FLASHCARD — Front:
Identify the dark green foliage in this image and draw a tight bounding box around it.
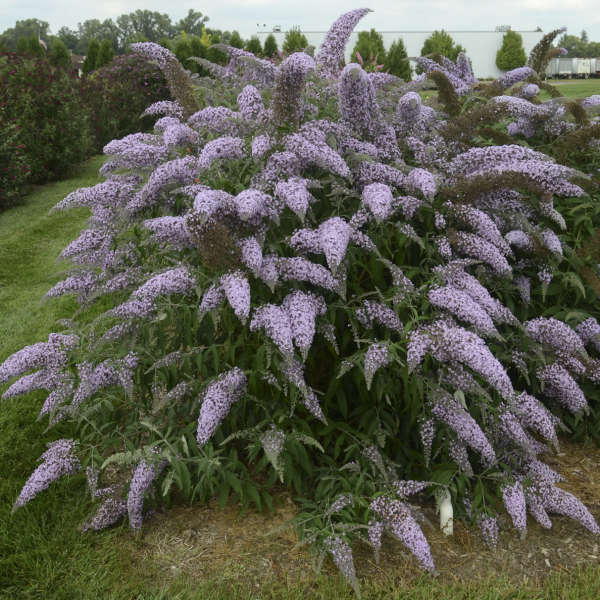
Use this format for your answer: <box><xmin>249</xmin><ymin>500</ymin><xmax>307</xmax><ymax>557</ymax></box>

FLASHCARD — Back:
<box><xmin>174</xmin><ymin>38</ymin><xmax>192</xmax><ymax>70</ymax></box>
<box><xmin>384</xmin><ymin>38</ymin><xmax>411</xmax><ymax>80</ymax></box>
<box><xmin>282</xmin><ymin>27</ymin><xmax>308</xmax><ymax>55</ymax></box>
<box><xmin>56</xmin><ymin>26</ymin><xmax>78</xmax><ymax>51</ymax></box>
<box><xmin>421</xmin><ymin>30</ymin><xmax>465</xmax><ymax>61</ymax></box>
<box><xmin>82</xmin><ymin>38</ymin><xmax>100</xmax><ymax>75</ymax></box>
<box><xmin>229</xmin><ymin>31</ymin><xmax>244</xmax><ymax>49</ymax></box>
<box><xmin>15</xmin><ymin>37</ymin><xmax>29</xmax><ymax>54</ymax></box>
<box><xmin>158</xmin><ymin>36</ymin><xmax>172</xmax><ymax>51</ymax></box>
<box><xmin>558</xmin><ymin>32</ymin><xmax>600</xmax><ymax>58</ymax></box>
<box><xmin>26</xmin><ymin>36</ymin><xmax>45</xmax><ymax>57</ymax></box>
<box><xmin>0</xmin><ymin>53</ymin><xmax>92</xmax><ymax>187</ymax></box>
<box><xmin>96</xmin><ymin>39</ymin><xmax>115</xmax><ymax>69</ymax></box>
<box><xmin>495</xmin><ymin>30</ymin><xmax>526</xmax><ymax>71</ymax></box>
<box><xmin>427</xmin><ymin>70</ymin><xmax>460</xmax><ymax>116</ymax></box>
<box><xmin>351</xmin><ymin>29</ymin><xmax>386</xmax><ymax>71</ymax></box>
<box><xmin>0</xmin><ymin>18</ymin><xmax>50</xmax><ymax>52</ymax></box>
<box><xmin>0</xmin><ymin>109</ymin><xmax>30</xmax><ymax>210</ymax></box>
<box><xmin>206</xmin><ymin>31</ymin><xmax>228</xmax><ymax>65</ymax></box>
<box><xmin>79</xmin><ymin>53</ymin><xmax>171</xmax><ymax>152</ymax></box>
<box><xmin>245</xmin><ymin>36</ymin><xmax>263</xmax><ymax>56</ymax></box>
<box><xmin>49</xmin><ymin>38</ymin><xmax>71</xmax><ymax>69</ymax></box>
<box><xmin>527</xmin><ymin>27</ymin><xmax>567</xmax><ymax>75</ymax></box>
<box><xmin>263</xmin><ymin>33</ymin><xmax>278</xmax><ymax>58</ymax></box>
<box><xmin>175</xmin><ymin>9</ymin><xmax>209</xmax><ymax>37</ymax></box>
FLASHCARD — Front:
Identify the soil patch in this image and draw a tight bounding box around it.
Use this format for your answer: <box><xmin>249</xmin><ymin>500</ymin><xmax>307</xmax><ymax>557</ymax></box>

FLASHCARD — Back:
<box><xmin>128</xmin><ymin>437</ymin><xmax>600</xmax><ymax>590</ymax></box>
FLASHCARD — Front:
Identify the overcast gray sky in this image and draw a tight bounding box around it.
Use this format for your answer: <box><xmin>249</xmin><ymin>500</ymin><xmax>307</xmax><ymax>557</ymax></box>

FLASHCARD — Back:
<box><xmin>2</xmin><ymin>0</ymin><xmax>599</xmax><ymax>40</ymax></box>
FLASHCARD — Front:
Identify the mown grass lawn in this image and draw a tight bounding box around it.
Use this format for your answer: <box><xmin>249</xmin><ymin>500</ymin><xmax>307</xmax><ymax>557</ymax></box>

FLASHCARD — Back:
<box><xmin>418</xmin><ymin>77</ymin><xmax>600</xmax><ymax>101</ymax></box>
<box><xmin>3</xmin><ymin>146</ymin><xmax>600</xmax><ymax>599</ymax></box>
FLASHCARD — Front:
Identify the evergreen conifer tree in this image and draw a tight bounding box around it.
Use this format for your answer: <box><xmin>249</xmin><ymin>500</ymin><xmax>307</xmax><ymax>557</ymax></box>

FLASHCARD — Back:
<box><xmin>174</xmin><ymin>38</ymin><xmax>193</xmax><ymax>71</ymax></box>
<box><xmin>49</xmin><ymin>38</ymin><xmax>71</xmax><ymax>69</ymax></box>
<box><xmin>245</xmin><ymin>36</ymin><xmax>263</xmax><ymax>56</ymax></box>
<box><xmin>229</xmin><ymin>31</ymin><xmax>244</xmax><ymax>49</ymax></box>
<box><xmin>82</xmin><ymin>39</ymin><xmax>100</xmax><ymax>75</ymax></box>
<box><xmin>496</xmin><ymin>29</ymin><xmax>526</xmax><ymax>71</ymax></box>
<box><xmin>96</xmin><ymin>39</ymin><xmax>114</xmax><ymax>69</ymax></box>
<box><xmin>351</xmin><ymin>29</ymin><xmax>386</xmax><ymax>70</ymax></box>
<box><xmin>27</xmin><ymin>36</ymin><xmax>45</xmax><ymax>57</ymax></box>
<box><xmin>158</xmin><ymin>37</ymin><xmax>172</xmax><ymax>51</ymax></box>
<box><xmin>282</xmin><ymin>27</ymin><xmax>308</xmax><ymax>55</ymax></box>
<box><xmin>263</xmin><ymin>33</ymin><xmax>278</xmax><ymax>58</ymax></box>
<box><xmin>16</xmin><ymin>37</ymin><xmax>29</xmax><ymax>54</ymax></box>
<box><xmin>420</xmin><ymin>30</ymin><xmax>464</xmax><ymax>60</ymax></box>
<box><xmin>384</xmin><ymin>38</ymin><xmax>411</xmax><ymax>80</ymax></box>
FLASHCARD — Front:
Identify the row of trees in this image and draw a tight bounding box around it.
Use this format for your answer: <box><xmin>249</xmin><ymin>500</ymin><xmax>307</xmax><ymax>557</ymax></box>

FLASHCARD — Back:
<box><xmin>557</xmin><ymin>30</ymin><xmax>600</xmax><ymax>58</ymax></box>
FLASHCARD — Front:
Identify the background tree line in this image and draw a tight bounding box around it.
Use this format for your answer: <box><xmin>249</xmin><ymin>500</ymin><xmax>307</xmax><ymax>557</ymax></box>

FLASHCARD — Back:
<box><xmin>557</xmin><ymin>30</ymin><xmax>600</xmax><ymax>58</ymax></box>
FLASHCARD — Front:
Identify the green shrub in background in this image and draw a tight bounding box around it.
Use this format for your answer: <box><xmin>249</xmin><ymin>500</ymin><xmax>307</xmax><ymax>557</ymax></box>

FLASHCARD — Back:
<box><xmin>82</xmin><ymin>38</ymin><xmax>99</xmax><ymax>75</ymax></box>
<box><xmin>79</xmin><ymin>53</ymin><xmax>171</xmax><ymax>153</ymax></box>
<box><xmin>15</xmin><ymin>36</ymin><xmax>28</xmax><ymax>54</ymax></box>
<box><xmin>158</xmin><ymin>37</ymin><xmax>172</xmax><ymax>51</ymax></box>
<box><xmin>229</xmin><ymin>31</ymin><xmax>244</xmax><ymax>49</ymax></box>
<box><xmin>96</xmin><ymin>39</ymin><xmax>115</xmax><ymax>70</ymax></box>
<box><xmin>245</xmin><ymin>36</ymin><xmax>263</xmax><ymax>57</ymax></box>
<box><xmin>496</xmin><ymin>30</ymin><xmax>527</xmax><ymax>71</ymax></box>
<box><xmin>282</xmin><ymin>26</ymin><xmax>308</xmax><ymax>55</ymax></box>
<box><xmin>0</xmin><ymin>52</ymin><xmax>91</xmax><ymax>186</ymax></box>
<box><xmin>48</xmin><ymin>38</ymin><xmax>72</xmax><ymax>70</ymax></box>
<box><xmin>28</xmin><ymin>37</ymin><xmax>45</xmax><ymax>57</ymax></box>
<box><xmin>0</xmin><ymin>102</ymin><xmax>30</xmax><ymax>209</ymax></box>
<box><xmin>263</xmin><ymin>33</ymin><xmax>278</xmax><ymax>58</ymax></box>
<box><xmin>351</xmin><ymin>28</ymin><xmax>387</xmax><ymax>70</ymax></box>
<box><xmin>384</xmin><ymin>38</ymin><xmax>412</xmax><ymax>80</ymax></box>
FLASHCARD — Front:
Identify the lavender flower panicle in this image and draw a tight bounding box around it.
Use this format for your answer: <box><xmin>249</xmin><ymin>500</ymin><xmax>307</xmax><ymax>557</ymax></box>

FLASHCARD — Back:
<box><xmin>364</xmin><ymin>343</ymin><xmax>391</xmax><ymax>390</ymax></box>
<box><xmin>370</xmin><ymin>496</ymin><xmax>435</xmax><ymax>572</ymax></box>
<box><xmin>196</xmin><ymin>368</ymin><xmax>247</xmax><ymax>446</ymax></box>
<box><xmin>12</xmin><ymin>439</ymin><xmax>81</xmax><ymax>512</ymax></box>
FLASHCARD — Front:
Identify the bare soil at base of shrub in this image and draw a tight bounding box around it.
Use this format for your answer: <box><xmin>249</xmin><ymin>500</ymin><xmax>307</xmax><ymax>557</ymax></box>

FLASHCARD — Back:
<box><xmin>122</xmin><ymin>436</ymin><xmax>600</xmax><ymax>592</ymax></box>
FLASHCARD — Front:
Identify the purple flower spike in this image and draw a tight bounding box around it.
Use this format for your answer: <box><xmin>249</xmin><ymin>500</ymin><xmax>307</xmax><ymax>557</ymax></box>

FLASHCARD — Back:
<box><xmin>338</xmin><ymin>63</ymin><xmax>383</xmax><ymax>138</ymax></box>
<box><xmin>362</xmin><ymin>183</ymin><xmax>394</xmax><ymax>222</ymax></box>
<box><xmin>524</xmin><ymin>317</ymin><xmax>584</xmax><ymax>356</ymax></box>
<box><xmin>431</xmin><ymin>391</ymin><xmax>496</xmax><ymax>466</ymax></box>
<box><xmin>197</xmin><ymin>136</ymin><xmax>245</xmax><ymax>171</ymax></box>
<box><xmin>237</xmin><ymin>85</ymin><xmax>265</xmax><ymax>120</ymax></box>
<box><xmin>537</xmin><ymin>363</ymin><xmax>588</xmax><ymax>414</ymax></box>
<box><xmin>324</xmin><ymin>536</ymin><xmax>361</xmax><ymax>597</ymax></box>
<box><xmin>502</xmin><ymin>481</ymin><xmax>527</xmax><ymax>536</ymax></box>
<box><xmin>127</xmin><ymin>449</ymin><xmax>167</xmax><ymax>532</ymax></box>
<box><xmin>370</xmin><ymin>496</ymin><xmax>435</xmax><ymax>572</ymax></box>
<box><xmin>220</xmin><ymin>271</ymin><xmax>251</xmax><ymax>324</ymax></box>
<box><xmin>318</xmin><ymin>217</ymin><xmax>352</xmax><ymax>273</ymax></box>
<box><xmin>283</xmin><ymin>291</ymin><xmax>326</xmax><ymax>360</ymax></box>
<box><xmin>356</xmin><ymin>300</ymin><xmax>403</xmax><ymax>333</ymax></box>
<box><xmin>197</xmin><ymin>368</ymin><xmax>247</xmax><ymax>446</ymax></box>
<box><xmin>12</xmin><ymin>439</ymin><xmax>81</xmax><ymax>512</ymax></box>
<box><xmin>364</xmin><ymin>343</ymin><xmax>390</xmax><ymax>390</ymax></box>
<box><xmin>198</xmin><ymin>284</ymin><xmax>225</xmax><ymax>320</ymax></box>
<box><xmin>428</xmin><ymin>286</ymin><xmax>499</xmax><ymax>337</ymax></box>
<box><xmin>275</xmin><ymin>177</ymin><xmax>314</xmax><ymax>222</ymax></box>
<box><xmin>239</xmin><ymin>236</ymin><xmax>263</xmax><ymax>276</ymax></box>
<box><xmin>250</xmin><ymin>304</ymin><xmax>295</xmax><ymax>356</ymax></box>
<box><xmin>316</xmin><ymin>8</ymin><xmax>372</xmax><ymax>78</ymax></box>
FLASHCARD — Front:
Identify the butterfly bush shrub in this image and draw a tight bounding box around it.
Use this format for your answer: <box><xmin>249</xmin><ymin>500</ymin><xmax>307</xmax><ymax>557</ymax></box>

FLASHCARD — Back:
<box><xmin>3</xmin><ymin>9</ymin><xmax>600</xmax><ymax>595</ymax></box>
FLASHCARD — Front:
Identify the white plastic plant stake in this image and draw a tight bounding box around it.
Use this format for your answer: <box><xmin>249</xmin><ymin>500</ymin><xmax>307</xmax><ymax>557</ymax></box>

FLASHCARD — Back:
<box><xmin>438</xmin><ymin>489</ymin><xmax>453</xmax><ymax>536</ymax></box>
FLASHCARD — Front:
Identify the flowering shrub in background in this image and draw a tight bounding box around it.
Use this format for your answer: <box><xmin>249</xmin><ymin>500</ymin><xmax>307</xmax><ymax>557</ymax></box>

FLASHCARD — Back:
<box><xmin>0</xmin><ymin>52</ymin><xmax>92</xmax><ymax>186</ymax></box>
<box><xmin>79</xmin><ymin>53</ymin><xmax>172</xmax><ymax>154</ymax></box>
<box><xmin>3</xmin><ymin>9</ymin><xmax>600</xmax><ymax>596</ymax></box>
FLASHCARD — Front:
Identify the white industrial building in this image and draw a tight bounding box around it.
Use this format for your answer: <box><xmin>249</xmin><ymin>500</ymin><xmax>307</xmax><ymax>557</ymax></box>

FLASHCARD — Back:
<box><xmin>256</xmin><ymin>28</ymin><xmax>546</xmax><ymax>79</ymax></box>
